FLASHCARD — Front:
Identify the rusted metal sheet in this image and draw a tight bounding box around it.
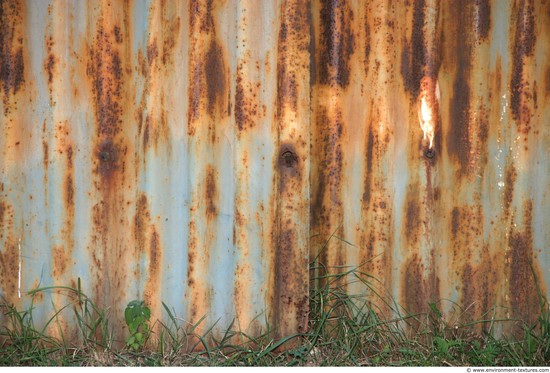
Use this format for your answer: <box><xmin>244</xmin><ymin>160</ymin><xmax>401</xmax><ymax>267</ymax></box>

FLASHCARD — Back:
<box><xmin>0</xmin><ymin>0</ymin><xmax>310</xmax><ymax>342</ymax></box>
<box><xmin>0</xmin><ymin>0</ymin><xmax>548</xmax><ymax>343</ymax></box>
<box><xmin>310</xmin><ymin>0</ymin><xmax>549</xmax><ymax>336</ymax></box>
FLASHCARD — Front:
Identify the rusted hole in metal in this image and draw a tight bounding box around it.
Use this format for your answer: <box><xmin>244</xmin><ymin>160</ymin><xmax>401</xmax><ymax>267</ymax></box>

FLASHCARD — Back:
<box><xmin>100</xmin><ymin>151</ymin><xmax>111</xmax><ymax>162</ymax></box>
<box><xmin>280</xmin><ymin>150</ymin><xmax>297</xmax><ymax>168</ymax></box>
<box><xmin>424</xmin><ymin>148</ymin><xmax>435</xmax><ymax>159</ymax></box>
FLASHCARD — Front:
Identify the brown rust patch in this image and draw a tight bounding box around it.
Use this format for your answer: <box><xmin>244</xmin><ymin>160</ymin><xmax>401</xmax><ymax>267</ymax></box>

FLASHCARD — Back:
<box><xmin>162</xmin><ymin>17</ymin><xmax>181</xmax><ymax>65</ymax></box>
<box><xmin>134</xmin><ymin>193</ymin><xmax>150</xmax><ymax>254</ymax></box>
<box><xmin>147</xmin><ymin>41</ymin><xmax>158</xmax><ymax>65</ymax></box>
<box><xmin>0</xmin><ymin>0</ymin><xmax>25</xmax><ymax>113</ymax></box>
<box><xmin>276</xmin><ymin>0</ymin><xmax>309</xmax><ymax>118</ymax></box>
<box><xmin>0</xmin><ymin>205</ymin><xmax>4</xmax><ymax>231</ymax></box>
<box><xmin>52</xmin><ymin>245</ymin><xmax>68</xmax><ymax>278</ymax></box>
<box><xmin>508</xmin><ymin>201</ymin><xmax>544</xmax><ymax>325</ymax></box>
<box><xmin>362</xmin><ymin>126</ymin><xmax>374</xmax><ymax>206</ymax></box>
<box><xmin>65</xmin><ymin>146</ymin><xmax>74</xmax><ymax>208</ymax></box>
<box><xmin>277</xmin><ymin>143</ymin><xmax>300</xmax><ymax>186</ymax></box>
<box><xmin>87</xmin><ymin>20</ymin><xmax>124</xmax><ymax>138</ymax></box>
<box><xmin>187</xmin><ymin>251</ymin><xmax>195</xmax><ymax>287</ymax></box>
<box><xmin>404</xmin><ymin>187</ymin><xmax>421</xmax><ymax>246</ymax></box>
<box><xmin>187</xmin><ymin>64</ymin><xmax>201</xmax><ymax>134</ymax></box>
<box><xmin>474</xmin><ymin>0</ymin><xmax>491</xmax><ymax>40</ymax></box>
<box><xmin>143</xmin><ymin>115</ymin><xmax>151</xmax><ymax>150</ymax></box>
<box><xmin>186</xmin><ymin>2</ymin><xmax>229</xmax><ymax>137</ymax></box>
<box><xmin>96</xmin><ymin>139</ymin><xmax>120</xmax><ymax>179</ymax></box>
<box><xmin>317</xmin><ymin>0</ymin><xmax>355</xmax><ymax>88</ymax></box>
<box><xmin>0</xmin><ymin>239</ymin><xmax>18</xmax><ymax>304</ymax></box>
<box><xmin>448</xmin><ymin>78</ymin><xmax>471</xmax><ymax>176</ymax></box>
<box><xmin>311</xmin><ymin>106</ymin><xmax>343</xmax><ymax>224</ymax></box>
<box><xmin>113</xmin><ymin>25</ymin><xmax>123</xmax><ymax>44</ymax></box>
<box><xmin>188</xmin><ymin>0</ymin><xmax>214</xmax><ymax>34</ymax></box>
<box><xmin>402</xmin><ymin>255</ymin><xmax>439</xmax><ymax>317</ymax></box>
<box><xmin>510</xmin><ymin>0</ymin><xmax>535</xmax><ymax>131</ymax></box>
<box><xmin>235</xmin><ymin>65</ymin><xmax>259</xmax><ymax>132</ymax></box>
<box><xmin>460</xmin><ymin>255</ymin><xmax>498</xmax><ymax>331</ymax></box>
<box><xmin>446</xmin><ymin>3</ymin><xmax>473</xmax><ymax>177</ymax></box>
<box><xmin>451</xmin><ymin>207</ymin><xmax>459</xmax><ymax>238</ymax></box>
<box><xmin>503</xmin><ymin>165</ymin><xmax>517</xmax><ymax>219</ymax></box>
<box><xmin>144</xmin><ymin>229</ymin><xmax>162</xmax><ymax>303</ymax></box>
<box><xmin>400</xmin><ymin>0</ymin><xmax>441</xmax><ymax>97</ymax></box>
<box><xmin>205</xmin><ymin>40</ymin><xmax>227</xmax><ymax>114</ymax></box>
<box><xmin>44</xmin><ymin>36</ymin><xmax>56</xmax><ymax>87</ymax></box>
<box><xmin>204</xmin><ymin>165</ymin><xmax>218</xmax><ymax>220</ymax></box>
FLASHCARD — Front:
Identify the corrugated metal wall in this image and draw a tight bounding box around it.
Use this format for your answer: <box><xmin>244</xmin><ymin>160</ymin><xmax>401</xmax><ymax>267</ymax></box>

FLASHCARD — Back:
<box><xmin>0</xmin><ymin>0</ymin><xmax>548</xmax><ymax>342</ymax></box>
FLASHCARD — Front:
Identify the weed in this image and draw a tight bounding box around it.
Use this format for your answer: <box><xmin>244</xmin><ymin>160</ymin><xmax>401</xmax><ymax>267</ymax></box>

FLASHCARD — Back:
<box><xmin>0</xmin><ymin>268</ymin><xmax>548</xmax><ymax>366</ymax></box>
<box><xmin>124</xmin><ymin>301</ymin><xmax>150</xmax><ymax>351</ymax></box>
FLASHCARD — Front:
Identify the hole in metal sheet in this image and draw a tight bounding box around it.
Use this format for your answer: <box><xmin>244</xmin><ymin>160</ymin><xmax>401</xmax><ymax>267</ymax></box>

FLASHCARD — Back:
<box><xmin>281</xmin><ymin>150</ymin><xmax>297</xmax><ymax>168</ymax></box>
<box><xmin>424</xmin><ymin>148</ymin><xmax>436</xmax><ymax>159</ymax></box>
<box><xmin>100</xmin><ymin>151</ymin><xmax>111</xmax><ymax>162</ymax></box>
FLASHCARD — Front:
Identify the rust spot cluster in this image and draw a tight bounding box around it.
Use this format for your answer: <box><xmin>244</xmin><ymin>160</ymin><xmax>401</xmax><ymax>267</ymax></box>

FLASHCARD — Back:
<box><xmin>187</xmin><ymin>0</ymin><xmax>229</xmax><ymax>136</ymax></box>
<box><xmin>510</xmin><ymin>0</ymin><xmax>536</xmax><ymax>133</ymax></box>
<box><xmin>0</xmin><ymin>0</ymin><xmax>25</xmax><ymax>114</ymax></box>
<box><xmin>317</xmin><ymin>0</ymin><xmax>355</xmax><ymax>88</ymax></box>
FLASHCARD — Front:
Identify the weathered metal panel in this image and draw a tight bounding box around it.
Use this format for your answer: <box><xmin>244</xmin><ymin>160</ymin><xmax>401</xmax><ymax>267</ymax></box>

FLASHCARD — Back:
<box><xmin>310</xmin><ymin>0</ymin><xmax>549</xmax><ymax>335</ymax></box>
<box><xmin>0</xmin><ymin>0</ymin><xmax>548</xmax><ymax>343</ymax></box>
<box><xmin>0</xmin><ymin>0</ymin><xmax>310</xmax><ymax>342</ymax></box>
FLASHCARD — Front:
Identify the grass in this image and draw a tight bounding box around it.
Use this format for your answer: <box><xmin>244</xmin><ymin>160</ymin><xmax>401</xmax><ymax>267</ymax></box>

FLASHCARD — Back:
<box><xmin>0</xmin><ymin>266</ymin><xmax>548</xmax><ymax>366</ymax></box>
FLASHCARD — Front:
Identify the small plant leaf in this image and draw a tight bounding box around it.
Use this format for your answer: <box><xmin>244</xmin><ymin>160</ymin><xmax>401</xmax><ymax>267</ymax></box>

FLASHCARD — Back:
<box><xmin>143</xmin><ymin>307</ymin><xmax>151</xmax><ymax>320</ymax></box>
<box><xmin>124</xmin><ymin>307</ymin><xmax>132</xmax><ymax>326</ymax></box>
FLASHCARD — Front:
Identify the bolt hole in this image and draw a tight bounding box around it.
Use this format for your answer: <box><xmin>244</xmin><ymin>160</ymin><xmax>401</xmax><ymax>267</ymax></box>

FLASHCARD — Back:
<box><xmin>281</xmin><ymin>150</ymin><xmax>297</xmax><ymax>168</ymax></box>
<box><xmin>424</xmin><ymin>148</ymin><xmax>435</xmax><ymax>159</ymax></box>
<box><xmin>100</xmin><ymin>151</ymin><xmax>110</xmax><ymax>162</ymax></box>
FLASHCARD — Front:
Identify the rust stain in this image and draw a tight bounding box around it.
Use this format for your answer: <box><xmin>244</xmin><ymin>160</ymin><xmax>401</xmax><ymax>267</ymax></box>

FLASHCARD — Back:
<box><xmin>510</xmin><ymin>0</ymin><xmax>535</xmax><ymax>132</ymax></box>
<box><xmin>0</xmin><ymin>0</ymin><xmax>25</xmax><ymax>114</ymax></box>
<box><xmin>96</xmin><ymin>139</ymin><xmax>120</xmax><ymax>180</ymax></box>
<box><xmin>311</xmin><ymin>106</ymin><xmax>343</xmax><ymax>230</ymax></box>
<box><xmin>187</xmin><ymin>250</ymin><xmax>195</xmax><ymax>288</ymax></box>
<box><xmin>134</xmin><ymin>194</ymin><xmax>150</xmax><ymax>257</ymax></box>
<box><xmin>0</xmin><ymin>202</ymin><xmax>5</xmax><ymax>229</ymax></box>
<box><xmin>65</xmin><ymin>146</ymin><xmax>74</xmax><ymax>208</ymax></box>
<box><xmin>235</xmin><ymin>64</ymin><xmax>260</xmax><ymax>132</ymax></box>
<box><xmin>404</xmin><ymin>192</ymin><xmax>421</xmax><ymax>246</ymax></box>
<box><xmin>507</xmin><ymin>200</ymin><xmax>546</xmax><ymax>329</ymax></box>
<box><xmin>461</xmin><ymin>254</ymin><xmax>498</xmax><ymax>332</ymax></box>
<box><xmin>503</xmin><ymin>165</ymin><xmax>517</xmax><ymax>219</ymax></box>
<box><xmin>144</xmin><ymin>229</ymin><xmax>162</xmax><ymax>324</ymax></box>
<box><xmin>276</xmin><ymin>0</ymin><xmax>310</xmax><ymax>116</ymax></box>
<box><xmin>0</xmin><ymin>200</ymin><xmax>17</xmax><ymax>305</ymax></box>
<box><xmin>474</xmin><ymin>0</ymin><xmax>491</xmax><ymax>40</ymax></box>
<box><xmin>205</xmin><ymin>40</ymin><xmax>228</xmax><ymax>115</ymax></box>
<box><xmin>187</xmin><ymin>0</ymin><xmax>229</xmax><ymax>137</ymax></box>
<box><xmin>162</xmin><ymin>17</ymin><xmax>181</xmax><ymax>65</ymax></box>
<box><xmin>446</xmin><ymin>1</ymin><xmax>475</xmax><ymax>178</ymax></box>
<box><xmin>362</xmin><ymin>126</ymin><xmax>374</xmax><ymax>206</ymax></box>
<box><xmin>0</xmin><ymin>240</ymin><xmax>19</xmax><ymax>304</ymax></box>
<box><xmin>85</xmin><ymin>4</ymin><xmax>134</xmax><ymax>325</ymax></box>
<box><xmin>52</xmin><ymin>245</ymin><xmax>68</xmax><ymax>278</ymax></box>
<box><xmin>147</xmin><ymin>41</ymin><xmax>158</xmax><ymax>66</ymax></box>
<box><xmin>401</xmin><ymin>0</ymin><xmax>440</xmax><ymax>97</ymax></box>
<box><xmin>87</xmin><ymin>23</ymin><xmax>124</xmax><ymax>139</ymax></box>
<box><xmin>204</xmin><ymin>165</ymin><xmax>218</xmax><ymax>221</ymax></box>
<box><xmin>44</xmin><ymin>36</ymin><xmax>56</xmax><ymax>88</ymax></box>
<box><xmin>271</xmin><ymin>0</ymin><xmax>310</xmax><ymax>341</ymax></box>
<box><xmin>317</xmin><ymin>0</ymin><xmax>355</xmax><ymax>88</ymax></box>
<box><xmin>402</xmin><ymin>255</ymin><xmax>439</xmax><ymax>317</ymax></box>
